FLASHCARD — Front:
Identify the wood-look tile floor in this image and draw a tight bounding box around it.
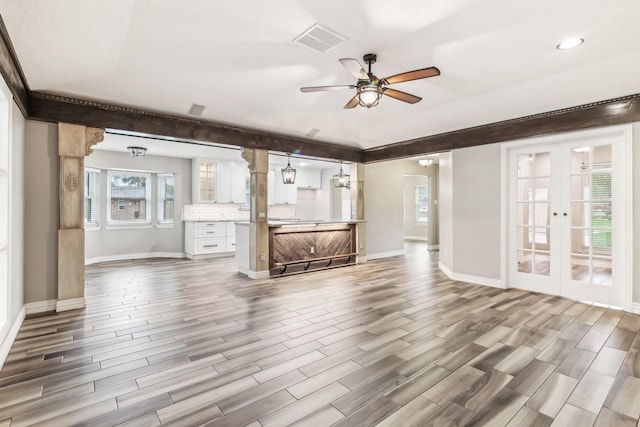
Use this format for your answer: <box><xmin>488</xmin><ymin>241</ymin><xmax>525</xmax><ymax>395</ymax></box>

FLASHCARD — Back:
<box><xmin>2</xmin><ymin>242</ymin><xmax>640</xmax><ymax>426</ymax></box>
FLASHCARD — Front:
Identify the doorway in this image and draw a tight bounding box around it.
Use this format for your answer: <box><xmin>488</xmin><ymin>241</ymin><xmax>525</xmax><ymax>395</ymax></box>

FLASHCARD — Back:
<box><xmin>505</xmin><ymin>125</ymin><xmax>632</xmax><ymax>308</ymax></box>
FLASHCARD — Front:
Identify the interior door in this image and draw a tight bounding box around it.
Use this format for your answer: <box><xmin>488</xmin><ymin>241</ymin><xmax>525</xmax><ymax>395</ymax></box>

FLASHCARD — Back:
<box><xmin>508</xmin><ymin>129</ymin><xmax>629</xmax><ymax>308</ymax></box>
<box><xmin>510</xmin><ymin>148</ymin><xmax>560</xmax><ymax>296</ymax></box>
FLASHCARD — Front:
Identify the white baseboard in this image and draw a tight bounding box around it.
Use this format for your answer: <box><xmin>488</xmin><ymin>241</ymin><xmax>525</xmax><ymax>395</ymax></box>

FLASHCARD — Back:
<box><xmin>248</xmin><ymin>270</ymin><xmax>270</xmax><ymax>280</ymax></box>
<box><xmin>85</xmin><ymin>252</ymin><xmax>186</xmax><ymax>265</ymax></box>
<box><xmin>25</xmin><ymin>299</ymin><xmax>57</xmax><ymax>314</ymax></box>
<box><xmin>439</xmin><ymin>262</ymin><xmax>454</xmax><ymax>279</ymax></box>
<box><xmin>632</xmin><ymin>303</ymin><xmax>640</xmax><ymax>314</ymax></box>
<box><xmin>0</xmin><ymin>306</ymin><xmax>25</xmax><ymax>369</ymax></box>
<box><xmin>438</xmin><ymin>262</ymin><xmax>502</xmax><ymax>289</ymax></box>
<box><xmin>428</xmin><ymin>244</ymin><xmax>439</xmax><ymax>250</ymax></box>
<box><xmin>366</xmin><ymin>250</ymin><xmax>405</xmax><ymax>261</ymax></box>
<box><xmin>56</xmin><ymin>297</ymin><xmax>86</xmax><ymax>312</ymax></box>
<box><xmin>404</xmin><ymin>236</ymin><xmax>428</xmax><ymax>242</ymax></box>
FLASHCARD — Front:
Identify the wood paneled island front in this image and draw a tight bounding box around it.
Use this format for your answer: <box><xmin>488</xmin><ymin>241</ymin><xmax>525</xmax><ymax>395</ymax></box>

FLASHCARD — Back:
<box><xmin>236</xmin><ymin>221</ymin><xmax>360</xmax><ymax>277</ymax></box>
<box><xmin>269</xmin><ymin>221</ymin><xmax>358</xmax><ymax>276</ymax></box>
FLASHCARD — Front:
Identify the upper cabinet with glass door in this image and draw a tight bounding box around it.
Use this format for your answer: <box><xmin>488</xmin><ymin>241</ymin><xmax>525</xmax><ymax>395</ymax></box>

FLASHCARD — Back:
<box><xmin>192</xmin><ymin>159</ymin><xmax>247</xmax><ymax>204</ymax></box>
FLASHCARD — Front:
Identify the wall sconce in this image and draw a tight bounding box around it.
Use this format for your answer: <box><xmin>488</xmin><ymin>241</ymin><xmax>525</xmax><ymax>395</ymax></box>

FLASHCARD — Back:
<box><xmin>333</xmin><ymin>162</ymin><xmax>350</xmax><ymax>188</ymax></box>
<box><xmin>281</xmin><ymin>154</ymin><xmax>296</xmax><ymax>184</ymax></box>
<box><xmin>127</xmin><ymin>146</ymin><xmax>147</xmax><ymax>157</ymax></box>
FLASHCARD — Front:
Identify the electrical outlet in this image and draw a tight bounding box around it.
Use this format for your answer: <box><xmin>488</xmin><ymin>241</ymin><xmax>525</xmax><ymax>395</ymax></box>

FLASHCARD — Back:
<box><xmin>259</xmin><ymin>253</ymin><xmax>265</xmax><ymax>261</ymax></box>
<box><xmin>310</xmin><ymin>246</ymin><xmax>315</xmax><ymax>254</ymax></box>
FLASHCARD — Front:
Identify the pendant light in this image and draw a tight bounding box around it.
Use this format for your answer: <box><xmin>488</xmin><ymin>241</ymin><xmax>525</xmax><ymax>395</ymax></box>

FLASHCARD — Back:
<box><xmin>333</xmin><ymin>162</ymin><xmax>350</xmax><ymax>188</ymax></box>
<box><xmin>281</xmin><ymin>154</ymin><xmax>296</xmax><ymax>184</ymax></box>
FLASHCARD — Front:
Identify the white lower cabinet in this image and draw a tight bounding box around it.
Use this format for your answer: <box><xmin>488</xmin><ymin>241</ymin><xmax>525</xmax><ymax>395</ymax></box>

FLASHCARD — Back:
<box><xmin>185</xmin><ymin>221</ymin><xmax>238</xmax><ymax>259</ymax></box>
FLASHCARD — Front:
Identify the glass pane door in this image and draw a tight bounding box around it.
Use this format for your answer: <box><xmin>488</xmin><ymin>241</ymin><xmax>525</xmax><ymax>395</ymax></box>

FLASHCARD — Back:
<box><xmin>515</xmin><ymin>152</ymin><xmax>552</xmax><ymax>277</ymax></box>
<box><xmin>569</xmin><ymin>145</ymin><xmax>612</xmax><ymax>285</ymax></box>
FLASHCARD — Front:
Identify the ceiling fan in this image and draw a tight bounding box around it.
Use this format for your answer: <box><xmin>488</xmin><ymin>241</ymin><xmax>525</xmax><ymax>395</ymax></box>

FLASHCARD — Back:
<box><xmin>300</xmin><ymin>53</ymin><xmax>440</xmax><ymax>109</ymax></box>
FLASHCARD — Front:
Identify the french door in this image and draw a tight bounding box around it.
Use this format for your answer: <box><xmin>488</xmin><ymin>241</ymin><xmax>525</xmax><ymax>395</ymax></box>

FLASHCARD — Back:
<box><xmin>508</xmin><ymin>127</ymin><xmax>631</xmax><ymax>308</ymax></box>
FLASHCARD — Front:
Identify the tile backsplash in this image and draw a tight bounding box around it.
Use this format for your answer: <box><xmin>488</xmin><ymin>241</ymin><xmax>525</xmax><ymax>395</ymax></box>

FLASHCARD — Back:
<box><xmin>182</xmin><ymin>203</ymin><xmax>296</xmax><ymax>221</ymax></box>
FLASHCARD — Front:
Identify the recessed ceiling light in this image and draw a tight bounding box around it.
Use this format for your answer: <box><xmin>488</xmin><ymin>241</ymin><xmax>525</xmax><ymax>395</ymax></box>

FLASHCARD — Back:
<box><xmin>556</xmin><ymin>37</ymin><xmax>584</xmax><ymax>50</ymax></box>
<box><xmin>572</xmin><ymin>147</ymin><xmax>590</xmax><ymax>152</ymax></box>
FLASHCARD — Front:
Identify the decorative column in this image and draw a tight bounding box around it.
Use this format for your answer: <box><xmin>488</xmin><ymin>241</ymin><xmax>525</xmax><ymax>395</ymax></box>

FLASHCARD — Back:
<box><xmin>241</xmin><ymin>148</ymin><xmax>270</xmax><ymax>278</ymax></box>
<box><xmin>350</xmin><ymin>163</ymin><xmax>366</xmax><ymax>262</ymax></box>
<box><xmin>57</xmin><ymin>123</ymin><xmax>104</xmax><ymax>311</ymax></box>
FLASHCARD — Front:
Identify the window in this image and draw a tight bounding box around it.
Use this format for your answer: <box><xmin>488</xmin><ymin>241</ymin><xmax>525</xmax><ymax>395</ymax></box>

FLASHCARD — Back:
<box><xmin>107</xmin><ymin>171</ymin><xmax>151</xmax><ymax>224</ymax></box>
<box><xmin>84</xmin><ymin>168</ymin><xmax>100</xmax><ymax>227</ymax></box>
<box><xmin>158</xmin><ymin>173</ymin><xmax>175</xmax><ymax>224</ymax></box>
<box><xmin>415</xmin><ymin>185</ymin><xmax>428</xmax><ymax>223</ymax></box>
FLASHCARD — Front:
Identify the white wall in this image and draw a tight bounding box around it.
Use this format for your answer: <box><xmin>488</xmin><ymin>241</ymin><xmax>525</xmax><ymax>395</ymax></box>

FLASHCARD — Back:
<box><xmin>85</xmin><ymin>149</ymin><xmax>192</xmax><ymax>261</ymax></box>
<box><xmin>364</xmin><ymin>160</ymin><xmax>409</xmax><ymax>258</ymax></box>
<box><xmin>633</xmin><ymin>123</ymin><xmax>640</xmax><ymax>304</ymax></box>
<box><xmin>24</xmin><ymin>120</ymin><xmax>58</xmax><ymax>304</ymax></box>
<box><xmin>452</xmin><ymin>144</ymin><xmax>502</xmax><ymax>280</ymax></box>
<box><xmin>438</xmin><ymin>152</ymin><xmax>453</xmax><ymax>271</ymax></box>
<box><xmin>9</xmin><ymin>100</ymin><xmax>24</xmax><ymax>322</ymax></box>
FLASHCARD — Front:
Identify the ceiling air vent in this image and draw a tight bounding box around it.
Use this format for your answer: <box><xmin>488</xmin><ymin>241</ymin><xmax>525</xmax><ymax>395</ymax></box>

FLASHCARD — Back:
<box><xmin>293</xmin><ymin>24</ymin><xmax>347</xmax><ymax>53</ymax></box>
<box><xmin>188</xmin><ymin>103</ymin><xmax>206</xmax><ymax>116</ymax></box>
<box><xmin>306</xmin><ymin>128</ymin><xmax>320</xmax><ymax>137</ymax></box>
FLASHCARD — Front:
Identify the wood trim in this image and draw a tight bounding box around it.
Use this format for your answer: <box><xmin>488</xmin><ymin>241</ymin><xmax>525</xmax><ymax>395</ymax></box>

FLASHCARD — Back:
<box><xmin>362</xmin><ymin>93</ymin><xmax>640</xmax><ymax>162</ymax></box>
<box><xmin>0</xmin><ymin>15</ymin><xmax>29</xmax><ymax>116</ymax></box>
<box><xmin>28</xmin><ymin>91</ymin><xmax>364</xmax><ymax>163</ymax></box>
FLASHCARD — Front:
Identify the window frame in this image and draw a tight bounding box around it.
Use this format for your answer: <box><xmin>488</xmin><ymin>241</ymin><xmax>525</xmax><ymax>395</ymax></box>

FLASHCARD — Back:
<box><xmin>157</xmin><ymin>173</ymin><xmax>175</xmax><ymax>225</ymax></box>
<box><xmin>106</xmin><ymin>170</ymin><xmax>152</xmax><ymax>226</ymax></box>
<box><xmin>414</xmin><ymin>184</ymin><xmax>429</xmax><ymax>225</ymax></box>
<box><xmin>83</xmin><ymin>167</ymin><xmax>100</xmax><ymax>229</ymax></box>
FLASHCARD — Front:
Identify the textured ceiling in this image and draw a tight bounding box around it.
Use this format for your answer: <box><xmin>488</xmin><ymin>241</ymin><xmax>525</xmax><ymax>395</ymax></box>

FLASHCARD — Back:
<box><xmin>2</xmin><ymin>0</ymin><xmax>640</xmax><ymax>150</ymax></box>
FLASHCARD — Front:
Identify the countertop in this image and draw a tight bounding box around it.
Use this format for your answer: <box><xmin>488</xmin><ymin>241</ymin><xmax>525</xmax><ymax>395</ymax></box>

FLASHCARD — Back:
<box><xmin>235</xmin><ymin>219</ymin><xmax>365</xmax><ymax>227</ymax></box>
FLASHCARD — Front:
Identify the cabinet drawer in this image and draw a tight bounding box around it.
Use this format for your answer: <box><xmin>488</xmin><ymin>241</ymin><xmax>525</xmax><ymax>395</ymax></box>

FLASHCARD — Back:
<box><xmin>195</xmin><ymin>225</ymin><xmax>227</xmax><ymax>237</ymax></box>
<box><xmin>195</xmin><ymin>237</ymin><xmax>226</xmax><ymax>254</ymax></box>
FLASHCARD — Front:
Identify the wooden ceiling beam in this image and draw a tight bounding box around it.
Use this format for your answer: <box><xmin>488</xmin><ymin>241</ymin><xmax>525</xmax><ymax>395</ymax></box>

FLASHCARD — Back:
<box><xmin>29</xmin><ymin>91</ymin><xmax>363</xmax><ymax>163</ymax></box>
<box><xmin>362</xmin><ymin>94</ymin><xmax>640</xmax><ymax>162</ymax></box>
<box><xmin>0</xmin><ymin>16</ymin><xmax>29</xmax><ymax>115</ymax></box>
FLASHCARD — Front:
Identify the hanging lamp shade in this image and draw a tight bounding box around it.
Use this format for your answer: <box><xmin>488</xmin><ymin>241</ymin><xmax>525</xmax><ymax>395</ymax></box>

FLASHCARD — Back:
<box><xmin>333</xmin><ymin>163</ymin><xmax>350</xmax><ymax>188</ymax></box>
<box><xmin>281</xmin><ymin>154</ymin><xmax>296</xmax><ymax>184</ymax></box>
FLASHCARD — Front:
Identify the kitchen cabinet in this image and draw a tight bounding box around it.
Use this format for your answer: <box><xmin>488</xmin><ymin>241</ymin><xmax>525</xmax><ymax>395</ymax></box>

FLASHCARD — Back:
<box><xmin>185</xmin><ymin>221</ymin><xmax>237</xmax><ymax>259</ymax></box>
<box><xmin>193</xmin><ymin>159</ymin><xmax>247</xmax><ymax>204</ymax></box>
<box><xmin>295</xmin><ymin>168</ymin><xmax>322</xmax><ymax>189</ymax></box>
<box><xmin>272</xmin><ymin>168</ymin><xmax>297</xmax><ymax>204</ymax></box>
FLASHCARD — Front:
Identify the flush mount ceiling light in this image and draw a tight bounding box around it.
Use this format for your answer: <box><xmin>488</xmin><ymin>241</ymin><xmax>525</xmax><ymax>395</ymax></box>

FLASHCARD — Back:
<box><xmin>281</xmin><ymin>154</ymin><xmax>296</xmax><ymax>184</ymax></box>
<box><xmin>418</xmin><ymin>157</ymin><xmax>434</xmax><ymax>167</ymax></box>
<box><xmin>333</xmin><ymin>162</ymin><xmax>350</xmax><ymax>188</ymax></box>
<box><xmin>127</xmin><ymin>146</ymin><xmax>147</xmax><ymax>157</ymax></box>
<box><xmin>556</xmin><ymin>37</ymin><xmax>584</xmax><ymax>50</ymax></box>
<box><xmin>572</xmin><ymin>146</ymin><xmax>591</xmax><ymax>152</ymax></box>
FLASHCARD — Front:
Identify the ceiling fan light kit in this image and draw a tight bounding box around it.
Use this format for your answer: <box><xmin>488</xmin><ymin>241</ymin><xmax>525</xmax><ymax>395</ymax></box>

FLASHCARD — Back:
<box><xmin>300</xmin><ymin>53</ymin><xmax>440</xmax><ymax>109</ymax></box>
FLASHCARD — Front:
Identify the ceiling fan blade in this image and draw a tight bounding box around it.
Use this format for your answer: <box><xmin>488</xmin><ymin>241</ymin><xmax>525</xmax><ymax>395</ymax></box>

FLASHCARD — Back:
<box><xmin>339</xmin><ymin>58</ymin><xmax>368</xmax><ymax>80</ymax></box>
<box><xmin>382</xmin><ymin>88</ymin><xmax>422</xmax><ymax>104</ymax></box>
<box><xmin>382</xmin><ymin>66</ymin><xmax>440</xmax><ymax>85</ymax></box>
<box><xmin>300</xmin><ymin>85</ymin><xmax>356</xmax><ymax>93</ymax></box>
<box><xmin>344</xmin><ymin>94</ymin><xmax>360</xmax><ymax>109</ymax></box>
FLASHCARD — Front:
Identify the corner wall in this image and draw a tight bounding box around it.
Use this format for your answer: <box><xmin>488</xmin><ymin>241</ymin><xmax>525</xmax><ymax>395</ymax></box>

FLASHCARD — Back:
<box><xmin>24</xmin><ymin>120</ymin><xmax>58</xmax><ymax>304</ymax></box>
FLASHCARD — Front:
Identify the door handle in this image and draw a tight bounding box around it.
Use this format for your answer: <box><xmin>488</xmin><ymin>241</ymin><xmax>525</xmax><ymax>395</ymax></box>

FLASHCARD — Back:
<box><xmin>553</xmin><ymin>212</ymin><xmax>558</xmax><ymax>216</ymax></box>
<box><xmin>563</xmin><ymin>212</ymin><xmax>568</xmax><ymax>217</ymax></box>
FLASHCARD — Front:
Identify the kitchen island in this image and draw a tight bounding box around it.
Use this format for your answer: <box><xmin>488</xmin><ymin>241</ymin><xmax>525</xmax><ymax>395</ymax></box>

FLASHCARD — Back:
<box><xmin>236</xmin><ymin>220</ymin><xmax>361</xmax><ymax>277</ymax></box>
